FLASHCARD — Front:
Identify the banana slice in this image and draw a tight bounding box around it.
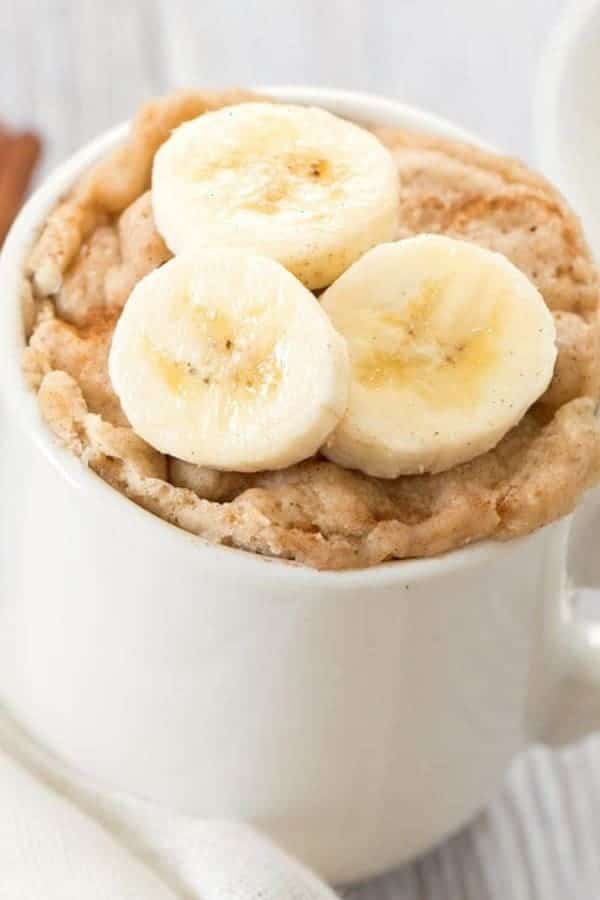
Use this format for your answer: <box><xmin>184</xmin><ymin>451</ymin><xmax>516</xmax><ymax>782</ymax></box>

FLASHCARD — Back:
<box><xmin>109</xmin><ymin>250</ymin><xmax>349</xmax><ymax>470</ymax></box>
<box><xmin>151</xmin><ymin>102</ymin><xmax>399</xmax><ymax>290</ymax></box>
<box><xmin>321</xmin><ymin>235</ymin><xmax>557</xmax><ymax>478</ymax></box>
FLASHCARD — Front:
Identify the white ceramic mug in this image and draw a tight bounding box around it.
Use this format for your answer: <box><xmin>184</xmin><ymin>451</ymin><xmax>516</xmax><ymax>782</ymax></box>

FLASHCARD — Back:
<box><xmin>1</xmin><ymin>87</ymin><xmax>600</xmax><ymax>886</ymax></box>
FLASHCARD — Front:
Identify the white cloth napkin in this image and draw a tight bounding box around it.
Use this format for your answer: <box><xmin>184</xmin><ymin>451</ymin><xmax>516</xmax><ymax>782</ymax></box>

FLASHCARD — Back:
<box><xmin>0</xmin><ymin>706</ymin><xmax>339</xmax><ymax>900</ymax></box>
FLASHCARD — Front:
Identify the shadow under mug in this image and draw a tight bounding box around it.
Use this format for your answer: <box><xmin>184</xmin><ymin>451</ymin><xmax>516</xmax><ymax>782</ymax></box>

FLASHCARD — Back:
<box><xmin>1</xmin><ymin>87</ymin><xmax>599</xmax><ymax>885</ymax></box>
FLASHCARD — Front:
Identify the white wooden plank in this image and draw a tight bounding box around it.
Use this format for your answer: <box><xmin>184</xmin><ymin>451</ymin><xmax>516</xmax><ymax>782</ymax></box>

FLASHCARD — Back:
<box><xmin>1</xmin><ymin>0</ymin><xmax>77</xmax><ymax>174</ymax></box>
<box><xmin>156</xmin><ymin>0</ymin><xmax>371</xmax><ymax>94</ymax></box>
<box><xmin>70</xmin><ymin>0</ymin><xmax>161</xmax><ymax>141</ymax></box>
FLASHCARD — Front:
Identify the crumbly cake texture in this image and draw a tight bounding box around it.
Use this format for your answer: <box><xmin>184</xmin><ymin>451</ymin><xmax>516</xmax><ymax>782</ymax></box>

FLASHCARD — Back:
<box><xmin>23</xmin><ymin>90</ymin><xmax>600</xmax><ymax>570</ymax></box>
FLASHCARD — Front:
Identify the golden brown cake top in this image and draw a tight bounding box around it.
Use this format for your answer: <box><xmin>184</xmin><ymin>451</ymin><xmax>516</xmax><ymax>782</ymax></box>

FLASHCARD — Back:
<box><xmin>23</xmin><ymin>90</ymin><xmax>600</xmax><ymax>569</ymax></box>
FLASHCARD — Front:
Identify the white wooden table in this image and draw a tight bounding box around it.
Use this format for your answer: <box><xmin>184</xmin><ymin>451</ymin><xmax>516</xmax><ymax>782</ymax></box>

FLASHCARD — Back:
<box><xmin>3</xmin><ymin>0</ymin><xmax>600</xmax><ymax>897</ymax></box>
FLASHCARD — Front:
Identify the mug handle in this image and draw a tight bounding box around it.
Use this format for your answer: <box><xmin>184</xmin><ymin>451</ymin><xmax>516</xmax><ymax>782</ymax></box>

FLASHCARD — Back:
<box><xmin>541</xmin><ymin>487</ymin><xmax>600</xmax><ymax>746</ymax></box>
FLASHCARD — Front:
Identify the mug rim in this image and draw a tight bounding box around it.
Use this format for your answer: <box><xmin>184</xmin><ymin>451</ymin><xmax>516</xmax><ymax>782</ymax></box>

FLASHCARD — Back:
<box><xmin>0</xmin><ymin>85</ymin><xmax>547</xmax><ymax>586</ymax></box>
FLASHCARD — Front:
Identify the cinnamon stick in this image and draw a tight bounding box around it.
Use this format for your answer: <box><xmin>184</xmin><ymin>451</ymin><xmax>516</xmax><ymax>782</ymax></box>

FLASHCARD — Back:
<box><xmin>0</xmin><ymin>128</ymin><xmax>41</xmax><ymax>245</ymax></box>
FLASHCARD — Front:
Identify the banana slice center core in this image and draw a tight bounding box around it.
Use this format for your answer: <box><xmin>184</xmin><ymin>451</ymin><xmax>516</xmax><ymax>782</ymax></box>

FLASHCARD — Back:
<box><xmin>142</xmin><ymin>296</ymin><xmax>282</xmax><ymax>409</ymax></box>
<box><xmin>352</xmin><ymin>280</ymin><xmax>500</xmax><ymax>408</ymax></box>
<box><xmin>185</xmin><ymin>140</ymin><xmax>343</xmax><ymax>216</ymax></box>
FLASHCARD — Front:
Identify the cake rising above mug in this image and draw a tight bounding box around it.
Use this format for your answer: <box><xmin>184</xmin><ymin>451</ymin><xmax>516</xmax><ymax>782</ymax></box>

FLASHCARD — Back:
<box><xmin>22</xmin><ymin>90</ymin><xmax>600</xmax><ymax>570</ymax></box>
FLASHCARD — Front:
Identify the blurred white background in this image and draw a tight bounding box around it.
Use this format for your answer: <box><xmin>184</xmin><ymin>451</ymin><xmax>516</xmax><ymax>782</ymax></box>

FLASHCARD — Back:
<box><xmin>4</xmin><ymin>2</ymin><xmax>600</xmax><ymax>899</ymax></box>
<box><xmin>2</xmin><ymin>0</ymin><xmax>565</xmax><ymax>175</ymax></box>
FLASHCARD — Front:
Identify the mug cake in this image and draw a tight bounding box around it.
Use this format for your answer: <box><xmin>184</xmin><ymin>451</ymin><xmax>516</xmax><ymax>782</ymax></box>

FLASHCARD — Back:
<box><xmin>22</xmin><ymin>89</ymin><xmax>600</xmax><ymax>569</ymax></box>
